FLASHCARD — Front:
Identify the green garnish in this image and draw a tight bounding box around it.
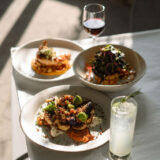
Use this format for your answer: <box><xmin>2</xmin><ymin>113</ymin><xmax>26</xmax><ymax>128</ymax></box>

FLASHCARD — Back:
<box><xmin>67</xmin><ymin>104</ymin><xmax>75</xmax><ymax>109</ymax></box>
<box><xmin>120</xmin><ymin>90</ymin><xmax>142</xmax><ymax>103</ymax></box>
<box><xmin>103</xmin><ymin>44</ymin><xmax>112</xmax><ymax>51</ymax></box>
<box><xmin>73</xmin><ymin>95</ymin><xmax>83</xmax><ymax>106</ymax></box>
<box><xmin>77</xmin><ymin>112</ymin><xmax>88</xmax><ymax>122</ymax></box>
<box><xmin>40</xmin><ymin>48</ymin><xmax>56</xmax><ymax>59</ymax></box>
<box><xmin>113</xmin><ymin>90</ymin><xmax>141</xmax><ymax>107</ymax></box>
<box><xmin>43</xmin><ymin>101</ymin><xmax>56</xmax><ymax>112</ymax></box>
<box><xmin>65</xmin><ymin>100</ymin><xmax>70</xmax><ymax>105</ymax></box>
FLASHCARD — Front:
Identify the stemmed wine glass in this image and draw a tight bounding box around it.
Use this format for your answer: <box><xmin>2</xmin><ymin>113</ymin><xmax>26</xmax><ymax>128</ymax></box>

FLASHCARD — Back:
<box><xmin>82</xmin><ymin>3</ymin><xmax>105</xmax><ymax>41</ymax></box>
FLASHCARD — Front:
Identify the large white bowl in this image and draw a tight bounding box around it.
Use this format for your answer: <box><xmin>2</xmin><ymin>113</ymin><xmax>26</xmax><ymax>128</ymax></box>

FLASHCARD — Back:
<box><xmin>20</xmin><ymin>85</ymin><xmax>110</xmax><ymax>153</ymax></box>
<box><xmin>73</xmin><ymin>44</ymin><xmax>146</xmax><ymax>92</ymax></box>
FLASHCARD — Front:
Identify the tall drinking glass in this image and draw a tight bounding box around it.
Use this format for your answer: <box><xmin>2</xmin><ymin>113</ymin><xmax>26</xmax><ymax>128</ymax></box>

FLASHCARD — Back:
<box><xmin>82</xmin><ymin>3</ymin><xmax>105</xmax><ymax>41</ymax></box>
<box><xmin>109</xmin><ymin>96</ymin><xmax>137</xmax><ymax>160</ymax></box>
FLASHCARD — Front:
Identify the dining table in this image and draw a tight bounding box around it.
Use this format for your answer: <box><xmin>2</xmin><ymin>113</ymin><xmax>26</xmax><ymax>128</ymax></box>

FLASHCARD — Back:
<box><xmin>11</xmin><ymin>29</ymin><xmax>160</xmax><ymax>160</ymax></box>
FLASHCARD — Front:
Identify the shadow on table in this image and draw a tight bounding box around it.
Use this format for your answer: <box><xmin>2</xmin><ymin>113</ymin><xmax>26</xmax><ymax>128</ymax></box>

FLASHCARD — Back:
<box><xmin>0</xmin><ymin>0</ymin><xmax>13</xmax><ymax>19</ymax></box>
<box><xmin>0</xmin><ymin>0</ymin><xmax>42</xmax><ymax>73</ymax></box>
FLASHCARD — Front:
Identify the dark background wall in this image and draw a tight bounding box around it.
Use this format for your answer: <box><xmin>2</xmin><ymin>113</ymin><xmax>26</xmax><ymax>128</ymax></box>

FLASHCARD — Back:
<box><xmin>58</xmin><ymin>0</ymin><xmax>160</xmax><ymax>35</ymax></box>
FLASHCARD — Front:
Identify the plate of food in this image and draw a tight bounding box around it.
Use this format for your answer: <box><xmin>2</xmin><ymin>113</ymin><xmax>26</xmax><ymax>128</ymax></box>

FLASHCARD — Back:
<box><xmin>73</xmin><ymin>44</ymin><xmax>146</xmax><ymax>92</ymax></box>
<box><xmin>11</xmin><ymin>38</ymin><xmax>83</xmax><ymax>82</ymax></box>
<box><xmin>20</xmin><ymin>85</ymin><xmax>110</xmax><ymax>152</ymax></box>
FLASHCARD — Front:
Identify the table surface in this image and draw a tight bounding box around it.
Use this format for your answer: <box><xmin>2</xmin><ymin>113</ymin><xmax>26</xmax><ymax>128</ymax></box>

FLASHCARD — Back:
<box><xmin>11</xmin><ymin>29</ymin><xmax>160</xmax><ymax>160</ymax></box>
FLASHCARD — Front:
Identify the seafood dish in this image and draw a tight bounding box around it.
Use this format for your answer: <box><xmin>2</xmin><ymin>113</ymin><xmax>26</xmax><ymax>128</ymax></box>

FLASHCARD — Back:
<box><xmin>31</xmin><ymin>40</ymin><xmax>71</xmax><ymax>76</ymax></box>
<box><xmin>85</xmin><ymin>44</ymin><xmax>136</xmax><ymax>85</ymax></box>
<box><xmin>36</xmin><ymin>94</ymin><xmax>102</xmax><ymax>143</ymax></box>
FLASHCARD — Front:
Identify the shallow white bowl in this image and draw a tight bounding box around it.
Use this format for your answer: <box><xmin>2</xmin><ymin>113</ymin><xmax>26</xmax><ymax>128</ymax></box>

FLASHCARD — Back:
<box><xmin>20</xmin><ymin>85</ymin><xmax>110</xmax><ymax>152</ymax></box>
<box><xmin>73</xmin><ymin>44</ymin><xmax>146</xmax><ymax>92</ymax></box>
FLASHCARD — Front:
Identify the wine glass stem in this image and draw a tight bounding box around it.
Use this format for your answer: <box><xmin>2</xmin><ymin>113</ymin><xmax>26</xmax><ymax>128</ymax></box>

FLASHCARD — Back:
<box><xmin>92</xmin><ymin>36</ymin><xmax>97</xmax><ymax>45</ymax></box>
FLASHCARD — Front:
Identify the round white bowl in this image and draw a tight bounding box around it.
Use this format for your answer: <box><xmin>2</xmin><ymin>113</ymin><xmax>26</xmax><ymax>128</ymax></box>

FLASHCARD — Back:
<box><xmin>73</xmin><ymin>44</ymin><xmax>146</xmax><ymax>92</ymax></box>
<box><xmin>20</xmin><ymin>85</ymin><xmax>110</xmax><ymax>154</ymax></box>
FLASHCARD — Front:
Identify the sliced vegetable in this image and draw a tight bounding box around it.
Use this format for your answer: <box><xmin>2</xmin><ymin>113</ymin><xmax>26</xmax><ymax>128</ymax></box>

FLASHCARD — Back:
<box><xmin>77</xmin><ymin>112</ymin><xmax>88</xmax><ymax>122</ymax></box>
<box><xmin>43</xmin><ymin>101</ymin><xmax>56</xmax><ymax>112</ymax></box>
<box><xmin>73</xmin><ymin>95</ymin><xmax>83</xmax><ymax>106</ymax></box>
<box><xmin>67</xmin><ymin>104</ymin><xmax>75</xmax><ymax>109</ymax></box>
<box><xmin>65</xmin><ymin>100</ymin><xmax>70</xmax><ymax>105</ymax></box>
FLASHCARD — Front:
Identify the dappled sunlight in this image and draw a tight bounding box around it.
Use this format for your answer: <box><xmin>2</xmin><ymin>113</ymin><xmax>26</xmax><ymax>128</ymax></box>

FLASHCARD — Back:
<box><xmin>0</xmin><ymin>0</ymin><xmax>42</xmax><ymax>73</ymax></box>
<box><xmin>106</xmin><ymin>33</ymin><xmax>133</xmax><ymax>48</ymax></box>
<box><xmin>0</xmin><ymin>58</ymin><xmax>12</xmax><ymax>160</ymax></box>
<box><xmin>79</xmin><ymin>33</ymin><xmax>133</xmax><ymax>49</ymax></box>
<box><xmin>19</xmin><ymin>0</ymin><xmax>81</xmax><ymax>45</ymax></box>
<box><xmin>0</xmin><ymin>0</ymin><xmax>30</xmax><ymax>44</ymax></box>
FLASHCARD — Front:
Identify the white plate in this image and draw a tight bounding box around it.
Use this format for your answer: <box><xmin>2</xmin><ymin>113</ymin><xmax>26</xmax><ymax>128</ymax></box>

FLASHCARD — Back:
<box><xmin>20</xmin><ymin>85</ymin><xmax>110</xmax><ymax>152</ymax></box>
<box><xmin>11</xmin><ymin>38</ymin><xmax>83</xmax><ymax>82</ymax></box>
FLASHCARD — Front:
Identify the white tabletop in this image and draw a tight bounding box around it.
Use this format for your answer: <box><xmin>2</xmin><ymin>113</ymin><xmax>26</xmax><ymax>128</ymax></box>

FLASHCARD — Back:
<box><xmin>11</xmin><ymin>29</ymin><xmax>160</xmax><ymax>160</ymax></box>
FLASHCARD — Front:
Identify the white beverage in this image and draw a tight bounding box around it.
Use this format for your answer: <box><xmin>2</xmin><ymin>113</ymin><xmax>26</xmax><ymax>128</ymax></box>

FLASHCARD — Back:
<box><xmin>109</xmin><ymin>96</ymin><xmax>137</xmax><ymax>159</ymax></box>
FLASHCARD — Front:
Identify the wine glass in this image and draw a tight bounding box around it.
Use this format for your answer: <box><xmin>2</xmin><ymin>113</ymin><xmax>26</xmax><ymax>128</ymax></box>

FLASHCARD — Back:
<box><xmin>82</xmin><ymin>3</ymin><xmax>105</xmax><ymax>41</ymax></box>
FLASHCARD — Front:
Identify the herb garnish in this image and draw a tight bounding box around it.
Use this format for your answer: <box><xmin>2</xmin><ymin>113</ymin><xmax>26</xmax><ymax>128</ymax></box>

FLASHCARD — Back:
<box><xmin>113</xmin><ymin>90</ymin><xmax>141</xmax><ymax>107</ymax></box>
<box><xmin>120</xmin><ymin>90</ymin><xmax>142</xmax><ymax>103</ymax></box>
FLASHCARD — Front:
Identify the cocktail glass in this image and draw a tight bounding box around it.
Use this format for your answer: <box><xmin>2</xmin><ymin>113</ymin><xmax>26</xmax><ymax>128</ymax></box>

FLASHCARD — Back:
<box><xmin>108</xmin><ymin>96</ymin><xmax>137</xmax><ymax>160</ymax></box>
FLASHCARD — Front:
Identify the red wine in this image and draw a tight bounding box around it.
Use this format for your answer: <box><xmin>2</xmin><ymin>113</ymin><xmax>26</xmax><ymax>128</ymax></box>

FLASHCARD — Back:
<box><xmin>83</xmin><ymin>18</ymin><xmax>105</xmax><ymax>36</ymax></box>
